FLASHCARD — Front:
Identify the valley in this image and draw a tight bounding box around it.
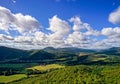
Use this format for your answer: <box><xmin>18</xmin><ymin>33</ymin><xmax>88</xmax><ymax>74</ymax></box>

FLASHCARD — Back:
<box><xmin>0</xmin><ymin>46</ymin><xmax>120</xmax><ymax>84</ymax></box>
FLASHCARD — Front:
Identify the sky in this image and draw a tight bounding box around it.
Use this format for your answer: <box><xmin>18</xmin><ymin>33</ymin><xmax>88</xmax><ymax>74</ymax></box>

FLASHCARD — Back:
<box><xmin>0</xmin><ymin>0</ymin><xmax>120</xmax><ymax>49</ymax></box>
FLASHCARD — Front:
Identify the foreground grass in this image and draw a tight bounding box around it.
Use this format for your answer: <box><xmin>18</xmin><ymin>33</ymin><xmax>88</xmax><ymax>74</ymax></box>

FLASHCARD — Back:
<box><xmin>27</xmin><ymin>64</ymin><xmax>65</xmax><ymax>71</ymax></box>
<box><xmin>9</xmin><ymin>65</ymin><xmax>120</xmax><ymax>84</ymax></box>
<box><xmin>0</xmin><ymin>74</ymin><xmax>26</xmax><ymax>83</ymax></box>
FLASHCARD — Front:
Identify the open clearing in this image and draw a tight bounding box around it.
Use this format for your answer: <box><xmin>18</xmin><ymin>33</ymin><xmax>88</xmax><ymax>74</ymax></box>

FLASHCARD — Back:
<box><xmin>27</xmin><ymin>64</ymin><xmax>65</xmax><ymax>71</ymax></box>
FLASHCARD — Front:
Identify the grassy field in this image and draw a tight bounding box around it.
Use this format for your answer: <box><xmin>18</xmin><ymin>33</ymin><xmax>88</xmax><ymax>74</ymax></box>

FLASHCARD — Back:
<box><xmin>0</xmin><ymin>74</ymin><xmax>26</xmax><ymax>83</ymax></box>
<box><xmin>27</xmin><ymin>64</ymin><xmax>65</xmax><ymax>71</ymax></box>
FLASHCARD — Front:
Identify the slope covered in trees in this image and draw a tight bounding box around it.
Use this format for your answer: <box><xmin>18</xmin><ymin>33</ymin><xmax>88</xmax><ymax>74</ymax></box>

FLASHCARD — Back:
<box><xmin>9</xmin><ymin>65</ymin><xmax>120</xmax><ymax>84</ymax></box>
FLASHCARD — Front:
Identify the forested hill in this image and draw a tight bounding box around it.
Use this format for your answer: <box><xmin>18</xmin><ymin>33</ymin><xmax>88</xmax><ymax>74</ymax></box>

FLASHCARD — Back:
<box><xmin>0</xmin><ymin>46</ymin><xmax>54</xmax><ymax>63</ymax></box>
<box><xmin>42</xmin><ymin>47</ymin><xmax>95</xmax><ymax>54</ymax></box>
<box><xmin>0</xmin><ymin>46</ymin><xmax>27</xmax><ymax>61</ymax></box>
<box><xmin>0</xmin><ymin>46</ymin><xmax>120</xmax><ymax>65</ymax></box>
<box><xmin>0</xmin><ymin>46</ymin><xmax>95</xmax><ymax>62</ymax></box>
<box><xmin>96</xmin><ymin>47</ymin><xmax>120</xmax><ymax>56</ymax></box>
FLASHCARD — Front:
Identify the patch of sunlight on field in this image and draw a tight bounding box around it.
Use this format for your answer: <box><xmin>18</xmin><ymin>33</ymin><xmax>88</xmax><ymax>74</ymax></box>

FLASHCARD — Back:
<box><xmin>27</xmin><ymin>64</ymin><xmax>65</xmax><ymax>71</ymax></box>
<box><xmin>0</xmin><ymin>74</ymin><xmax>26</xmax><ymax>83</ymax></box>
<box><xmin>92</xmin><ymin>58</ymin><xmax>106</xmax><ymax>61</ymax></box>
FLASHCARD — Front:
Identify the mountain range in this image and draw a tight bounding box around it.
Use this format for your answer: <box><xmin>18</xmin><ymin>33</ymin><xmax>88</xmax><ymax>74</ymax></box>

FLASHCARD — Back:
<box><xmin>0</xmin><ymin>46</ymin><xmax>120</xmax><ymax>65</ymax></box>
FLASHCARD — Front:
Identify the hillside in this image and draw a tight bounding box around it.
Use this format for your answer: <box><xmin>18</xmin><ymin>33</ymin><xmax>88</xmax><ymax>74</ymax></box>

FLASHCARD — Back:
<box><xmin>0</xmin><ymin>46</ymin><xmax>120</xmax><ymax>65</ymax></box>
<box><xmin>0</xmin><ymin>46</ymin><xmax>120</xmax><ymax>84</ymax></box>
<box><xmin>96</xmin><ymin>47</ymin><xmax>120</xmax><ymax>56</ymax></box>
<box><xmin>43</xmin><ymin>47</ymin><xmax>95</xmax><ymax>54</ymax></box>
<box><xmin>0</xmin><ymin>46</ymin><xmax>55</xmax><ymax>63</ymax></box>
<box><xmin>9</xmin><ymin>65</ymin><xmax>120</xmax><ymax>84</ymax></box>
<box><xmin>0</xmin><ymin>46</ymin><xmax>95</xmax><ymax>65</ymax></box>
<box><xmin>0</xmin><ymin>46</ymin><xmax>27</xmax><ymax>62</ymax></box>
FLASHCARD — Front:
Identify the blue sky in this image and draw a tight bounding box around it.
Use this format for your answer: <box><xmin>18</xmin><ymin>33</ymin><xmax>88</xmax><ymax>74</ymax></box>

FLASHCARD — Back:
<box><xmin>0</xmin><ymin>0</ymin><xmax>120</xmax><ymax>49</ymax></box>
<box><xmin>1</xmin><ymin>0</ymin><xmax>119</xmax><ymax>28</ymax></box>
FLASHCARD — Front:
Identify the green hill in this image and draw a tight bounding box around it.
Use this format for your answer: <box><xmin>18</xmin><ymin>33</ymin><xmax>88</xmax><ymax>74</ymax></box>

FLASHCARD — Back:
<box><xmin>0</xmin><ymin>46</ymin><xmax>120</xmax><ymax>84</ymax></box>
<box><xmin>0</xmin><ymin>46</ymin><xmax>27</xmax><ymax>62</ymax></box>
<box><xmin>43</xmin><ymin>47</ymin><xmax>95</xmax><ymax>54</ymax></box>
<box><xmin>0</xmin><ymin>46</ymin><xmax>55</xmax><ymax>63</ymax></box>
<box><xmin>8</xmin><ymin>65</ymin><xmax>120</xmax><ymax>84</ymax></box>
<box><xmin>0</xmin><ymin>46</ymin><xmax>120</xmax><ymax>73</ymax></box>
<box><xmin>96</xmin><ymin>47</ymin><xmax>120</xmax><ymax>56</ymax></box>
<box><xmin>0</xmin><ymin>46</ymin><xmax>120</xmax><ymax>65</ymax></box>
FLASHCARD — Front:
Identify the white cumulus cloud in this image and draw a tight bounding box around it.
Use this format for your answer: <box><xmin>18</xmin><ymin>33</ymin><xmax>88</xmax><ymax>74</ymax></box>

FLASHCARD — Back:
<box><xmin>0</xmin><ymin>6</ymin><xmax>40</xmax><ymax>35</ymax></box>
<box><xmin>109</xmin><ymin>6</ymin><xmax>120</xmax><ymax>24</ymax></box>
<box><xmin>102</xmin><ymin>27</ymin><xmax>120</xmax><ymax>38</ymax></box>
<box><xmin>0</xmin><ymin>6</ymin><xmax>120</xmax><ymax>49</ymax></box>
<box><xmin>47</xmin><ymin>15</ymin><xmax>70</xmax><ymax>46</ymax></box>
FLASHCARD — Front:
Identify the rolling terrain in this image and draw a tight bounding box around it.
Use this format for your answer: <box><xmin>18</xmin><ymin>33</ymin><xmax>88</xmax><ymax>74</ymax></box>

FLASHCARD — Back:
<box><xmin>8</xmin><ymin>65</ymin><xmax>120</xmax><ymax>84</ymax></box>
<box><xmin>0</xmin><ymin>46</ymin><xmax>120</xmax><ymax>64</ymax></box>
<box><xmin>0</xmin><ymin>46</ymin><xmax>120</xmax><ymax>83</ymax></box>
